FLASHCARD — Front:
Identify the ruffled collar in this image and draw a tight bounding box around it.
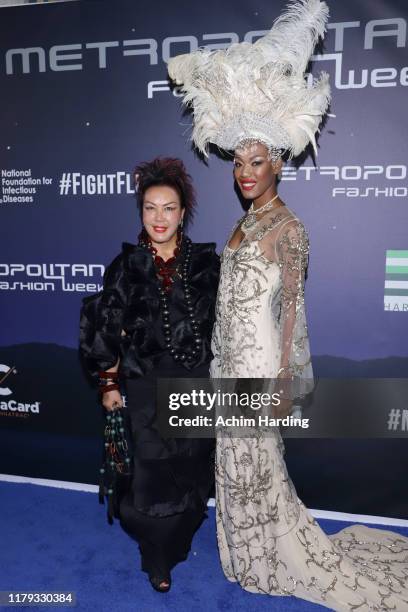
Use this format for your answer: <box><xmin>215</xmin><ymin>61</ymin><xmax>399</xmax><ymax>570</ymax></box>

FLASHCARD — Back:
<box><xmin>121</xmin><ymin>237</ymin><xmax>218</xmax><ymax>283</ymax></box>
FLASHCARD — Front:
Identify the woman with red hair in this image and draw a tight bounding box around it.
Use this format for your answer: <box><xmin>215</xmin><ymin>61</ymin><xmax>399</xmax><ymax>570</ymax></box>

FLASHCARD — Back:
<box><xmin>79</xmin><ymin>157</ymin><xmax>219</xmax><ymax>592</ymax></box>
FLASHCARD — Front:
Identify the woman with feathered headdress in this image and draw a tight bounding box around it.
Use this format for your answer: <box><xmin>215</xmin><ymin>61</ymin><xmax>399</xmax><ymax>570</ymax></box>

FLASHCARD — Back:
<box><xmin>168</xmin><ymin>1</ymin><xmax>408</xmax><ymax>609</ymax></box>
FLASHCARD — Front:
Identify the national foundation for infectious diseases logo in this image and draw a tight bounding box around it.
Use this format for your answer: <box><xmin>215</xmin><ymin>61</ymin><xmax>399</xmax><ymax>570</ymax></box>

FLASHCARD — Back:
<box><xmin>384</xmin><ymin>250</ymin><xmax>408</xmax><ymax>312</ymax></box>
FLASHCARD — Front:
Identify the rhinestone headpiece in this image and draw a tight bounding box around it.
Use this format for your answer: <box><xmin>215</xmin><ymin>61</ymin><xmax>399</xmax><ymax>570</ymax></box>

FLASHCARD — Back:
<box><xmin>168</xmin><ymin>0</ymin><xmax>331</xmax><ymax>159</ymax></box>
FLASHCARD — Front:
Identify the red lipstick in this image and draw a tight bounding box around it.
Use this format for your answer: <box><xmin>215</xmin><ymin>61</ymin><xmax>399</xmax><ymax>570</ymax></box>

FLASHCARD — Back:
<box><xmin>240</xmin><ymin>180</ymin><xmax>257</xmax><ymax>191</ymax></box>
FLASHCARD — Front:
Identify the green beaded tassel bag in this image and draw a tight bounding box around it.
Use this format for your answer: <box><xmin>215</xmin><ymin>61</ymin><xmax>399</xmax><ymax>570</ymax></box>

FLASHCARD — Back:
<box><xmin>99</xmin><ymin>409</ymin><xmax>133</xmax><ymax>525</ymax></box>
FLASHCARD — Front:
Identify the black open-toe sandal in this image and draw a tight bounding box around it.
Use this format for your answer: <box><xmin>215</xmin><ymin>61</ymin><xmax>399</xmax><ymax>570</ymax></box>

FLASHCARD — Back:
<box><xmin>149</xmin><ymin>575</ymin><xmax>171</xmax><ymax>593</ymax></box>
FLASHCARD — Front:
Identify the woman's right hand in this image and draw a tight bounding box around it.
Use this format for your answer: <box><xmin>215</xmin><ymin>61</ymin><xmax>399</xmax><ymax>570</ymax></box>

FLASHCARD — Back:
<box><xmin>102</xmin><ymin>389</ymin><xmax>123</xmax><ymax>412</ymax></box>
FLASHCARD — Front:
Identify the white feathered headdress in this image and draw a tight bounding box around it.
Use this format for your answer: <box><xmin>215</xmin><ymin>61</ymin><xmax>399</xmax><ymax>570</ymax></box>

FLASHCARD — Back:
<box><xmin>167</xmin><ymin>0</ymin><xmax>331</xmax><ymax>158</ymax></box>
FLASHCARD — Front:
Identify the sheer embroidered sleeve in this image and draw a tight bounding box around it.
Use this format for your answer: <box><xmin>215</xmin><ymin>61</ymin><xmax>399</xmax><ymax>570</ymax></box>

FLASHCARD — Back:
<box><xmin>276</xmin><ymin>218</ymin><xmax>314</xmax><ymax>399</ymax></box>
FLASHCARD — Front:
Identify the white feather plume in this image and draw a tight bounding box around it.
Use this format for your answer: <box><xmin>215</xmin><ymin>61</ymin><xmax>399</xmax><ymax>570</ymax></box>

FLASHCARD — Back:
<box><xmin>167</xmin><ymin>0</ymin><xmax>331</xmax><ymax>157</ymax></box>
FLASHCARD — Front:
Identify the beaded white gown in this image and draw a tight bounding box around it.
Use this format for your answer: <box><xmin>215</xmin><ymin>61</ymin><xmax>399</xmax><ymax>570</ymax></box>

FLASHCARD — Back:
<box><xmin>210</xmin><ymin>205</ymin><xmax>408</xmax><ymax>611</ymax></box>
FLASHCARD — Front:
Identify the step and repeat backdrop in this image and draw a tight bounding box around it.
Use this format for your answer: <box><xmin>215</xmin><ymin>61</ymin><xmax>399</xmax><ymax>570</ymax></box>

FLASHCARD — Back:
<box><xmin>1</xmin><ymin>0</ymin><xmax>407</xmax><ymax>517</ymax></box>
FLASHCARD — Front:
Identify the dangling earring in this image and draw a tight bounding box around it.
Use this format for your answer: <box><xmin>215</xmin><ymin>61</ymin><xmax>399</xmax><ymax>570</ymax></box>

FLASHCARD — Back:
<box><xmin>177</xmin><ymin>216</ymin><xmax>184</xmax><ymax>242</ymax></box>
<box><xmin>179</xmin><ymin>216</ymin><xmax>185</xmax><ymax>236</ymax></box>
<box><xmin>277</xmin><ymin>162</ymin><xmax>284</xmax><ymax>182</ymax></box>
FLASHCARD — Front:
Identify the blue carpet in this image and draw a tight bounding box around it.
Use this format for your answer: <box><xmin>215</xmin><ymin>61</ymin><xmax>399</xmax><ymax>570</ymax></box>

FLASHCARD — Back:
<box><xmin>1</xmin><ymin>482</ymin><xmax>408</xmax><ymax>612</ymax></box>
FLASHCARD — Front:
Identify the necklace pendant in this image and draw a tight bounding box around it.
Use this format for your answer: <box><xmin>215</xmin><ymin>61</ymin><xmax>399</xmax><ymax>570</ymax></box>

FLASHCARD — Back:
<box><xmin>242</xmin><ymin>213</ymin><xmax>257</xmax><ymax>230</ymax></box>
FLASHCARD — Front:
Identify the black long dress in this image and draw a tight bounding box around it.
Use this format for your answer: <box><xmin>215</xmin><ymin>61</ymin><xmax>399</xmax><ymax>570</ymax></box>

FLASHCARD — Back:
<box><xmin>79</xmin><ymin>237</ymin><xmax>220</xmax><ymax>579</ymax></box>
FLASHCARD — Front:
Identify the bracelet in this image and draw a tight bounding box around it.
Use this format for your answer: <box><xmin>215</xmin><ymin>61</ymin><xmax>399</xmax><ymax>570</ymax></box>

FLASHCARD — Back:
<box><xmin>277</xmin><ymin>366</ymin><xmax>294</xmax><ymax>378</ymax></box>
<box><xmin>98</xmin><ymin>371</ymin><xmax>119</xmax><ymax>380</ymax></box>
<box><xmin>98</xmin><ymin>377</ymin><xmax>116</xmax><ymax>385</ymax></box>
<box><xmin>98</xmin><ymin>371</ymin><xmax>119</xmax><ymax>388</ymax></box>
<box><xmin>100</xmin><ymin>383</ymin><xmax>120</xmax><ymax>395</ymax></box>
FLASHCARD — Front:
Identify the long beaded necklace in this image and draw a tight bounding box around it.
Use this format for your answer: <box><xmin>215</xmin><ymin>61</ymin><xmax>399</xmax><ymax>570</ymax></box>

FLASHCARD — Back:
<box><xmin>138</xmin><ymin>229</ymin><xmax>202</xmax><ymax>363</ymax></box>
<box><xmin>241</xmin><ymin>193</ymin><xmax>280</xmax><ymax>231</ymax></box>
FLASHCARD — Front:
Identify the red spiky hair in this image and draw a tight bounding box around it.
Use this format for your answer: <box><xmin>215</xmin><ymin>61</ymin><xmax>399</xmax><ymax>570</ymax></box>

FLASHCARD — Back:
<box><xmin>134</xmin><ymin>157</ymin><xmax>196</xmax><ymax>226</ymax></box>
